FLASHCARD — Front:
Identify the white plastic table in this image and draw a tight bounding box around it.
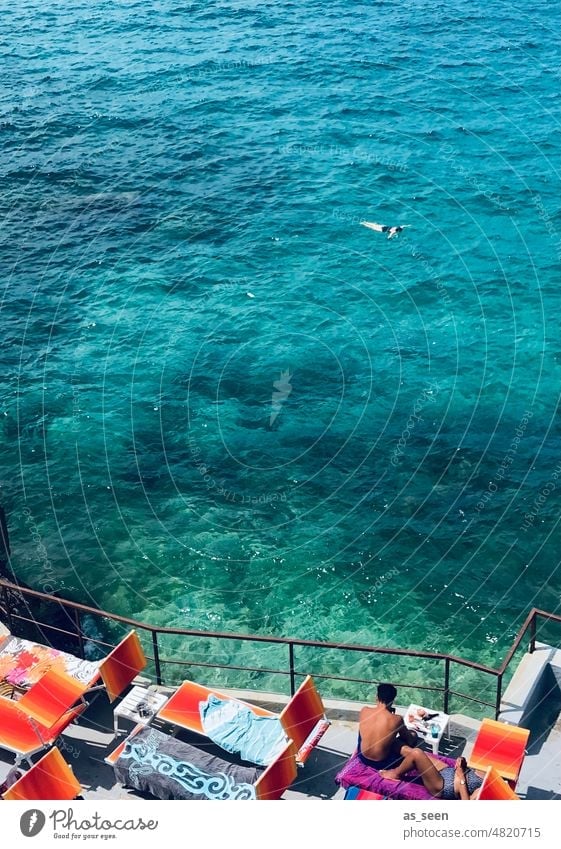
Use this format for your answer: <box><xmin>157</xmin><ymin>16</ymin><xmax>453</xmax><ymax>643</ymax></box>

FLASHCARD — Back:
<box><xmin>404</xmin><ymin>703</ymin><xmax>450</xmax><ymax>755</ymax></box>
<box><xmin>113</xmin><ymin>686</ymin><xmax>169</xmax><ymax>735</ymax></box>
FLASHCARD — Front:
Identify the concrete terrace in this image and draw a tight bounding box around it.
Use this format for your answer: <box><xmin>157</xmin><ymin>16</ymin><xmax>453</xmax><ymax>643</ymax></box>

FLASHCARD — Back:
<box><xmin>1</xmin><ymin>669</ymin><xmax>559</xmax><ymax>800</ymax></box>
<box><xmin>0</xmin><ymin>690</ymin><xmax>469</xmax><ymax>801</ymax></box>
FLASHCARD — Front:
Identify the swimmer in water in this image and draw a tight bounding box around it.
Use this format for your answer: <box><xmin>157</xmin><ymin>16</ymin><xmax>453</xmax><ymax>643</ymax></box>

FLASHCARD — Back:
<box><xmin>361</xmin><ymin>221</ymin><xmax>411</xmax><ymax>239</ymax></box>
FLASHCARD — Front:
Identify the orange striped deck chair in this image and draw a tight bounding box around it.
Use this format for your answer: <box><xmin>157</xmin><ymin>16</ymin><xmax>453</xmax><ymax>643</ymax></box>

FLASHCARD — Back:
<box><xmin>278</xmin><ymin>676</ymin><xmax>330</xmax><ymax>766</ymax></box>
<box><xmin>475</xmin><ymin>765</ymin><xmax>521</xmax><ymax>800</ymax></box>
<box><xmin>17</xmin><ymin>669</ymin><xmax>89</xmax><ymax>727</ymax></box>
<box><xmin>468</xmin><ymin>718</ymin><xmax>529</xmax><ymax>788</ymax></box>
<box><xmin>157</xmin><ymin>675</ymin><xmax>331</xmax><ymax>766</ymax></box>
<box><xmin>2</xmin><ymin>747</ymin><xmax>81</xmax><ymax>800</ymax></box>
<box><xmin>0</xmin><ymin>695</ymin><xmax>86</xmax><ymax>765</ymax></box>
<box><xmin>157</xmin><ymin>674</ymin><xmax>330</xmax><ymax>767</ymax></box>
<box><xmin>98</xmin><ymin>630</ymin><xmax>147</xmax><ymax>703</ymax></box>
<box><xmin>156</xmin><ymin>680</ymin><xmax>274</xmax><ymax>735</ymax></box>
<box><xmin>254</xmin><ymin>740</ymin><xmax>298</xmax><ymax>800</ymax></box>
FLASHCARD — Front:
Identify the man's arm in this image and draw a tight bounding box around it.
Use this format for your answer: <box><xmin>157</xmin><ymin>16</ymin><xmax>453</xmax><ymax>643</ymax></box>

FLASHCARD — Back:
<box><xmin>395</xmin><ymin>717</ymin><xmax>418</xmax><ymax>747</ymax></box>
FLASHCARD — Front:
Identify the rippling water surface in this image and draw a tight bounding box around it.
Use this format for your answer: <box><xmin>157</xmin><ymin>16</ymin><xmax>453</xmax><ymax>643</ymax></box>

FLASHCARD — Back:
<box><xmin>1</xmin><ymin>0</ymin><xmax>560</xmax><ymax>694</ymax></box>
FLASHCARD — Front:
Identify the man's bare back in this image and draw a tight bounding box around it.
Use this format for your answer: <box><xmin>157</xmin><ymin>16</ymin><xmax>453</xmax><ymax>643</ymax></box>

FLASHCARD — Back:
<box><xmin>359</xmin><ymin>704</ymin><xmax>410</xmax><ymax>762</ymax></box>
<box><xmin>357</xmin><ymin>683</ymin><xmax>417</xmax><ymax>769</ymax></box>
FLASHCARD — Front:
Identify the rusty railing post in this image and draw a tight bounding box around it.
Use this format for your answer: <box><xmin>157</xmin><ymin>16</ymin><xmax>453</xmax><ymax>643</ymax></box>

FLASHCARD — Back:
<box><xmin>289</xmin><ymin>642</ymin><xmax>296</xmax><ymax>695</ymax></box>
<box><xmin>1</xmin><ymin>584</ymin><xmax>13</xmax><ymax>631</ymax></box>
<box><xmin>495</xmin><ymin>673</ymin><xmax>503</xmax><ymax>719</ymax></box>
<box><xmin>152</xmin><ymin>631</ymin><xmax>162</xmax><ymax>685</ymax></box>
<box><xmin>529</xmin><ymin>613</ymin><xmax>537</xmax><ymax>654</ymax></box>
<box><xmin>443</xmin><ymin>657</ymin><xmax>451</xmax><ymax>714</ymax></box>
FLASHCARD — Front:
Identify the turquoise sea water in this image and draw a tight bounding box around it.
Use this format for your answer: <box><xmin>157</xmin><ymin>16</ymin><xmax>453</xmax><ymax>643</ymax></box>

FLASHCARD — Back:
<box><xmin>1</xmin><ymin>1</ymin><xmax>560</xmax><ymax>693</ymax></box>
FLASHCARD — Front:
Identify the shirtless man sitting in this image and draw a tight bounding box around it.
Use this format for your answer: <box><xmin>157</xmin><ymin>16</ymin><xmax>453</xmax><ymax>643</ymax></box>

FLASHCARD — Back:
<box><xmin>357</xmin><ymin>683</ymin><xmax>418</xmax><ymax>771</ymax></box>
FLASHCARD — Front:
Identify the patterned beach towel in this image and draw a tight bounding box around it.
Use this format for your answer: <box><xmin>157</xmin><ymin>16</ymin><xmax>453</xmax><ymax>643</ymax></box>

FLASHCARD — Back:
<box><xmin>200</xmin><ymin>694</ymin><xmax>287</xmax><ymax>766</ymax></box>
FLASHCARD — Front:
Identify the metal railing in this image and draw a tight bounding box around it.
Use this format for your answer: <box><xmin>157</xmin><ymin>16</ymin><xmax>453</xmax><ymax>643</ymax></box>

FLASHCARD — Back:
<box><xmin>2</xmin><ymin>577</ymin><xmax>561</xmax><ymax>718</ymax></box>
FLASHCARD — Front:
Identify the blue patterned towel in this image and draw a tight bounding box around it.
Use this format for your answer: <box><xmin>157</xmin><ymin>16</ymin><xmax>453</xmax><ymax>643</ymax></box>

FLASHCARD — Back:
<box><xmin>114</xmin><ymin>726</ymin><xmax>258</xmax><ymax>800</ymax></box>
<box><xmin>200</xmin><ymin>695</ymin><xmax>287</xmax><ymax>766</ymax></box>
